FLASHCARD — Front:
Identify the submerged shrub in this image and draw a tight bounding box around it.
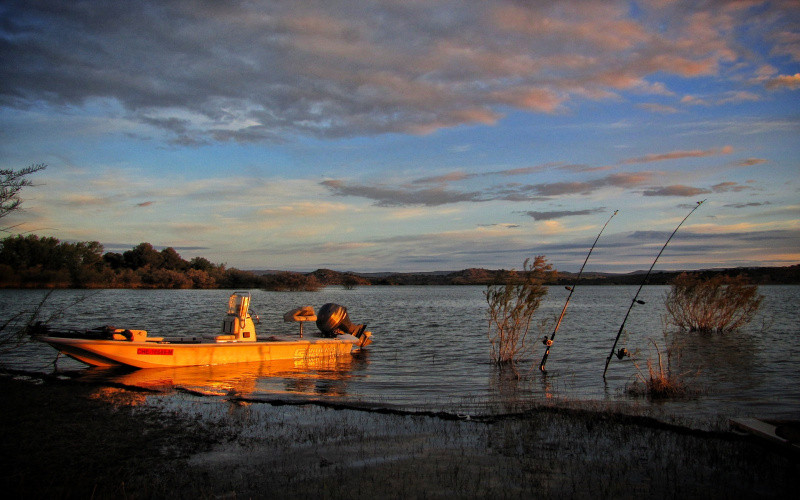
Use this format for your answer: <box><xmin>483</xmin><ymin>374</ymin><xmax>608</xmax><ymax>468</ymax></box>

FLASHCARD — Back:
<box><xmin>263</xmin><ymin>272</ymin><xmax>321</xmax><ymax>292</ymax></box>
<box><xmin>665</xmin><ymin>273</ymin><xmax>763</xmax><ymax>333</ymax></box>
<box><xmin>486</xmin><ymin>256</ymin><xmax>554</xmax><ymax>366</ymax></box>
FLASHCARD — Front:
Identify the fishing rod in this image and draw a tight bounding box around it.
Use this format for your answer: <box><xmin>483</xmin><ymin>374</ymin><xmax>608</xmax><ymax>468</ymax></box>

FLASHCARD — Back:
<box><xmin>602</xmin><ymin>200</ymin><xmax>705</xmax><ymax>379</ymax></box>
<box><xmin>540</xmin><ymin>209</ymin><xmax>618</xmax><ymax>372</ymax></box>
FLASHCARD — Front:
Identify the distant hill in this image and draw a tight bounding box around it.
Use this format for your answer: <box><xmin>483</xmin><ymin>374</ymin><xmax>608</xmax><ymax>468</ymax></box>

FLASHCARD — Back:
<box><xmin>254</xmin><ymin>264</ymin><xmax>800</xmax><ymax>287</ymax></box>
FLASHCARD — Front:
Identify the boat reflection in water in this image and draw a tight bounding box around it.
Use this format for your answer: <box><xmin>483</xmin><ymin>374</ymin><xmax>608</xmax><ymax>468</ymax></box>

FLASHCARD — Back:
<box><xmin>88</xmin><ymin>353</ymin><xmax>368</xmax><ymax>406</ymax></box>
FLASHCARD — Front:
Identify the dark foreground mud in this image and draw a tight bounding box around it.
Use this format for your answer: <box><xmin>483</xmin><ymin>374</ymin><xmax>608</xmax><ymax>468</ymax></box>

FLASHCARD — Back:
<box><xmin>1</xmin><ymin>374</ymin><xmax>797</xmax><ymax>499</ymax></box>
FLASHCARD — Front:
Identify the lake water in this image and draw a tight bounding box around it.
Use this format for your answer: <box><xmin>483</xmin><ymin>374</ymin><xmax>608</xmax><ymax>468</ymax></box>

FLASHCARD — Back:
<box><xmin>1</xmin><ymin>285</ymin><xmax>798</xmax><ymax>428</ymax></box>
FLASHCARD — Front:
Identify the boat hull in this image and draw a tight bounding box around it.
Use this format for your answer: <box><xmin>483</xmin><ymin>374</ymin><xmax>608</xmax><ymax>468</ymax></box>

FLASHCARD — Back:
<box><xmin>40</xmin><ymin>336</ymin><xmax>360</xmax><ymax>369</ymax></box>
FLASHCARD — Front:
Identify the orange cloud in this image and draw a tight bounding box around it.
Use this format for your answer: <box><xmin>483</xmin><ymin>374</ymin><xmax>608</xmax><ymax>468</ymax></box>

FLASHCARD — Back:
<box><xmin>765</xmin><ymin>73</ymin><xmax>800</xmax><ymax>90</ymax></box>
<box><xmin>491</xmin><ymin>87</ymin><xmax>564</xmax><ymax>113</ymax></box>
<box><xmin>736</xmin><ymin>158</ymin><xmax>767</xmax><ymax>167</ymax></box>
<box><xmin>621</xmin><ymin>146</ymin><xmax>733</xmax><ymax>164</ymax></box>
<box><xmin>647</xmin><ymin>55</ymin><xmax>718</xmax><ymax>77</ymax></box>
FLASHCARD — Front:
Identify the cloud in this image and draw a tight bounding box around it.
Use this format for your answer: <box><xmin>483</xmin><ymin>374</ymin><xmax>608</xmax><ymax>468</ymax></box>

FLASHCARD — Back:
<box><xmin>486</xmin><ymin>164</ymin><xmax>559</xmax><ymax>177</ymax></box>
<box><xmin>478</xmin><ymin>223</ymin><xmax>520</xmax><ymax>229</ymax></box>
<box><xmin>723</xmin><ymin>202</ymin><xmax>771</xmax><ymax>209</ymax></box>
<box><xmin>681</xmin><ymin>95</ymin><xmax>710</xmax><ymax>106</ymax></box>
<box><xmin>412</xmin><ymin>163</ymin><xmax>561</xmax><ymax>186</ymax></box>
<box><xmin>257</xmin><ymin>201</ymin><xmax>352</xmax><ymax>218</ymax></box>
<box><xmin>522</xmin><ymin>208</ymin><xmax>605</xmax><ymax>220</ymax></box>
<box><xmin>556</xmin><ymin>164</ymin><xmax>607</xmax><ymax>173</ymax></box>
<box><xmin>412</xmin><ymin>171</ymin><xmax>477</xmax><ymax>185</ymax></box>
<box><xmin>490</xmin><ymin>87</ymin><xmax>565</xmax><ymax>113</ymax></box>
<box><xmin>322</xmin><ymin>171</ymin><xmax>654</xmax><ymax>206</ymax></box>
<box><xmin>735</xmin><ymin>158</ymin><xmax>767</xmax><ymax>167</ymax></box>
<box><xmin>638</xmin><ymin>103</ymin><xmax>680</xmax><ymax>114</ymax></box>
<box><xmin>717</xmin><ymin>91</ymin><xmax>762</xmax><ymax>104</ymax></box>
<box><xmin>59</xmin><ymin>194</ymin><xmax>113</xmax><ymax>208</ymax></box>
<box><xmin>641</xmin><ymin>185</ymin><xmax>712</xmax><ymax>197</ymax></box>
<box><xmin>620</xmin><ymin>146</ymin><xmax>733</xmax><ymax>165</ymax></box>
<box><xmin>285</xmin><ymin>222</ymin><xmax>800</xmax><ymax>273</ymax></box>
<box><xmin>711</xmin><ymin>182</ymin><xmax>753</xmax><ymax>193</ymax></box>
<box><xmin>765</xmin><ymin>73</ymin><xmax>800</xmax><ymax>90</ymax></box>
<box><xmin>321</xmin><ymin>179</ymin><xmax>482</xmax><ymax>207</ymax></box>
<box><xmin>2</xmin><ymin>1</ymin><xmax>790</xmax><ymax>144</ymax></box>
<box><xmin>681</xmin><ymin>91</ymin><xmax>762</xmax><ymax>106</ymax></box>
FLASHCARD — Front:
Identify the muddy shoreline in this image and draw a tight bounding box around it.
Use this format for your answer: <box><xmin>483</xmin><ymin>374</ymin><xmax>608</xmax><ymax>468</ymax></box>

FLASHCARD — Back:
<box><xmin>1</xmin><ymin>374</ymin><xmax>796</xmax><ymax>499</ymax></box>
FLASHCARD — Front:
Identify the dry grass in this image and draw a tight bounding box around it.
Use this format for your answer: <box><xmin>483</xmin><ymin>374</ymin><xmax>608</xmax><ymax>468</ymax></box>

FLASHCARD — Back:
<box><xmin>627</xmin><ymin>330</ymin><xmax>696</xmax><ymax>399</ymax></box>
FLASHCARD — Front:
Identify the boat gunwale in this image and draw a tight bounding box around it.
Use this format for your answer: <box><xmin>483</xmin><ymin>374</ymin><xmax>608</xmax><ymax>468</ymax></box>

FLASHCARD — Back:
<box><xmin>38</xmin><ymin>335</ymin><xmax>359</xmax><ymax>347</ymax></box>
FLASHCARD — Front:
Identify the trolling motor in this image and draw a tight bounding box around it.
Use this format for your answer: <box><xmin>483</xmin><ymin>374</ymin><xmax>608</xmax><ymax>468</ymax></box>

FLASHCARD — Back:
<box><xmin>316</xmin><ymin>303</ymin><xmax>372</xmax><ymax>347</ymax></box>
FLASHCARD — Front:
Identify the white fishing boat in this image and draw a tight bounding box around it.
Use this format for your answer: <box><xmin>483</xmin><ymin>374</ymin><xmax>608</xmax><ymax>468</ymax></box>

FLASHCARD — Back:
<box><xmin>37</xmin><ymin>292</ymin><xmax>372</xmax><ymax>369</ymax></box>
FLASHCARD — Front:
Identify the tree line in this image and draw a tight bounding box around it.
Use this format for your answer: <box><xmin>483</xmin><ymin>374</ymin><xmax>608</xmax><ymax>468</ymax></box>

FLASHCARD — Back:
<box><xmin>0</xmin><ymin>235</ymin><xmax>264</xmax><ymax>289</ymax></box>
<box><xmin>0</xmin><ymin>235</ymin><xmax>370</xmax><ymax>290</ymax></box>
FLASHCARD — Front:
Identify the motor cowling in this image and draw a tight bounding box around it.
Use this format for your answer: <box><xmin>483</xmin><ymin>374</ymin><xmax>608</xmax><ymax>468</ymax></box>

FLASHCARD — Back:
<box><xmin>316</xmin><ymin>303</ymin><xmax>366</xmax><ymax>338</ymax></box>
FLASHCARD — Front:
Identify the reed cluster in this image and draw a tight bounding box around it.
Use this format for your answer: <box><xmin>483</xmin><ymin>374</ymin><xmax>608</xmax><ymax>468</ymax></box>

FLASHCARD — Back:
<box><xmin>628</xmin><ymin>338</ymin><xmax>690</xmax><ymax>398</ymax></box>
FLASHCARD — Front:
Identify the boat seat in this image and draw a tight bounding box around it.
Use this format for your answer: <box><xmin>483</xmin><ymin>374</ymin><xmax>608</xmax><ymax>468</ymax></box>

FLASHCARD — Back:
<box><xmin>215</xmin><ymin>335</ymin><xmax>236</xmax><ymax>342</ymax></box>
<box><xmin>283</xmin><ymin>306</ymin><xmax>317</xmax><ymax>323</ymax></box>
<box><xmin>283</xmin><ymin>306</ymin><xmax>317</xmax><ymax>338</ymax></box>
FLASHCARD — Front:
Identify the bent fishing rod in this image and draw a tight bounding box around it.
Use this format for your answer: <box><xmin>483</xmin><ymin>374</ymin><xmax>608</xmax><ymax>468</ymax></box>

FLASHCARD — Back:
<box><xmin>540</xmin><ymin>209</ymin><xmax>618</xmax><ymax>372</ymax></box>
<box><xmin>602</xmin><ymin>200</ymin><xmax>706</xmax><ymax>379</ymax></box>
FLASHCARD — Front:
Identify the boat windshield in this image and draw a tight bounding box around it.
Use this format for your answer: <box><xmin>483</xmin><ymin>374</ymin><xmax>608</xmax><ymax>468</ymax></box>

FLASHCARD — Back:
<box><xmin>227</xmin><ymin>292</ymin><xmax>251</xmax><ymax>318</ymax></box>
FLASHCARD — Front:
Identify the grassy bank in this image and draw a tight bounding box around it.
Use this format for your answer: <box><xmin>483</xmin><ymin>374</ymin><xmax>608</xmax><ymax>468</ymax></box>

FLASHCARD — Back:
<box><xmin>1</xmin><ymin>374</ymin><xmax>796</xmax><ymax>499</ymax></box>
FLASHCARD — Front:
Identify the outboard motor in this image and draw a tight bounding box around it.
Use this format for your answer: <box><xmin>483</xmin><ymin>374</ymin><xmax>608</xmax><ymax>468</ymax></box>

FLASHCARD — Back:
<box><xmin>316</xmin><ymin>303</ymin><xmax>367</xmax><ymax>339</ymax></box>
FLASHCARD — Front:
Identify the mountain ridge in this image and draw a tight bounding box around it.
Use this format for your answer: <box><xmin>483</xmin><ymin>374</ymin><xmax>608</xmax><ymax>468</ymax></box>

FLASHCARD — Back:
<box><xmin>252</xmin><ymin>264</ymin><xmax>800</xmax><ymax>286</ymax></box>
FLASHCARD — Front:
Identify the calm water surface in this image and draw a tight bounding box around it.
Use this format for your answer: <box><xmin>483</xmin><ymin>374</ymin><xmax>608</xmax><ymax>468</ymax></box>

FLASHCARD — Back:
<box><xmin>2</xmin><ymin>285</ymin><xmax>798</xmax><ymax>427</ymax></box>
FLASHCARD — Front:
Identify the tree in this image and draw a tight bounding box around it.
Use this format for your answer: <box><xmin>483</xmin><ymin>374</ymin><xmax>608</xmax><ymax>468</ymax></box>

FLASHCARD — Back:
<box><xmin>123</xmin><ymin>243</ymin><xmax>163</xmax><ymax>269</ymax></box>
<box><xmin>0</xmin><ymin>234</ymin><xmax>62</xmax><ymax>270</ymax></box>
<box><xmin>189</xmin><ymin>256</ymin><xmax>215</xmax><ymax>273</ymax></box>
<box><xmin>160</xmin><ymin>247</ymin><xmax>187</xmax><ymax>271</ymax></box>
<box><xmin>1</xmin><ymin>164</ymin><xmax>46</xmax><ymax>225</ymax></box>
<box><xmin>64</xmin><ymin>241</ymin><xmax>105</xmax><ymax>287</ymax></box>
<box><xmin>103</xmin><ymin>252</ymin><xmax>125</xmax><ymax>270</ymax></box>
<box><xmin>486</xmin><ymin>256</ymin><xmax>554</xmax><ymax>366</ymax></box>
<box><xmin>263</xmin><ymin>272</ymin><xmax>321</xmax><ymax>291</ymax></box>
<box><xmin>342</xmin><ymin>273</ymin><xmax>369</xmax><ymax>290</ymax></box>
<box><xmin>665</xmin><ymin>273</ymin><xmax>764</xmax><ymax>333</ymax></box>
<box><xmin>0</xmin><ymin>235</ymin><xmax>106</xmax><ymax>287</ymax></box>
<box><xmin>186</xmin><ymin>268</ymin><xmax>216</xmax><ymax>288</ymax></box>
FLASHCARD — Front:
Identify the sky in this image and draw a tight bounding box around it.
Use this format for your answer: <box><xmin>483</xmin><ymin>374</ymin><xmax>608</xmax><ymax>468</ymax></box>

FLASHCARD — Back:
<box><xmin>1</xmin><ymin>0</ymin><xmax>798</xmax><ymax>273</ymax></box>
